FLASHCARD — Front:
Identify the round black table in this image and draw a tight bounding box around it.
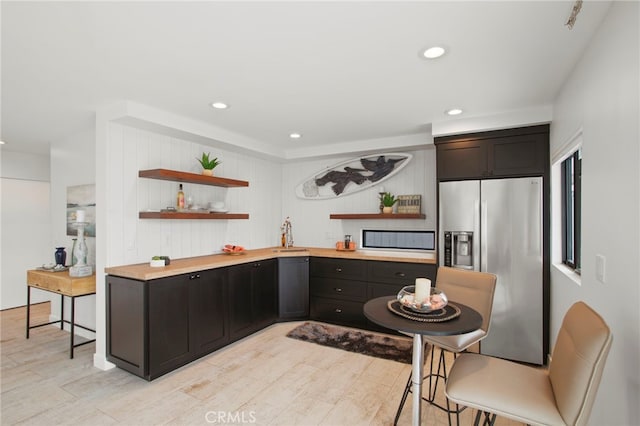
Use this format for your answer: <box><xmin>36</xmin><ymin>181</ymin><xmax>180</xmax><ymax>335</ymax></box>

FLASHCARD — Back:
<box><xmin>364</xmin><ymin>296</ymin><xmax>483</xmax><ymax>426</ymax></box>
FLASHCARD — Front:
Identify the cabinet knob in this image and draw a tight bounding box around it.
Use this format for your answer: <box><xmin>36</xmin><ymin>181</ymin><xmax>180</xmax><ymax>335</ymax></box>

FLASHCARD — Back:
<box><xmin>395</xmin><ymin>272</ymin><xmax>406</xmax><ymax>277</ymax></box>
<box><xmin>334</xmin><ymin>287</ymin><xmax>342</xmax><ymax>292</ymax></box>
<box><xmin>335</xmin><ymin>308</ymin><xmax>342</xmax><ymax>313</ymax></box>
<box><xmin>335</xmin><ymin>268</ymin><xmax>343</xmax><ymax>273</ymax></box>
<box><xmin>189</xmin><ymin>274</ymin><xmax>201</xmax><ymax>280</ymax></box>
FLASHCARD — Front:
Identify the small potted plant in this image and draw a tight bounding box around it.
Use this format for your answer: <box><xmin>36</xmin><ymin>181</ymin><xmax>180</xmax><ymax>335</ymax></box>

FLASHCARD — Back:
<box><xmin>380</xmin><ymin>192</ymin><xmax>397</xmax><ymax>214</ymax></box>
<box><xmin>197</xmin><ymin>152</ymin><xmax>221</xmax><ymax>176</ymax></box>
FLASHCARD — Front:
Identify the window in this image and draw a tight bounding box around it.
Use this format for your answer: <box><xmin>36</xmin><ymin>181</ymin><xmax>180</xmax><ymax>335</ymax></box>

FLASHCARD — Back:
<box><xmin>561</xmin><ymin>149</ymin><xmax>581</xmax><ymax>271</ymax></box>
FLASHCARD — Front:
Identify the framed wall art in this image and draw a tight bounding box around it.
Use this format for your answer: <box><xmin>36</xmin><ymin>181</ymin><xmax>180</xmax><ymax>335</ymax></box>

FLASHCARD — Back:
<box><xmin>66</xmin><ymin>184</ymin><xmax>96</xmax><ymax>237</ymax></box>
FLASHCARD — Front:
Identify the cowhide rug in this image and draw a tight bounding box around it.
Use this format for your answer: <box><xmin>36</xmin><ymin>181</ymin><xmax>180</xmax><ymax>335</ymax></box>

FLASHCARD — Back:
<box><xmin>286</xmin><ymin>321</ymin><xmax>423</xmax><ymax>364</ymax></box>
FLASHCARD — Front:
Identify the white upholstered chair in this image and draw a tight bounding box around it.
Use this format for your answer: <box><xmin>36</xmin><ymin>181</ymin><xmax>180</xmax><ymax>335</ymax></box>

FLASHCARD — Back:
<box><xmin>394</xmin><ymin>266</ymin><xmax>497</xmax><ymax>425</ymax></box>
<box><xmin>445</xmin><ymin>301</ymin><xmax>612</xmax><ymax>426</ymax></box>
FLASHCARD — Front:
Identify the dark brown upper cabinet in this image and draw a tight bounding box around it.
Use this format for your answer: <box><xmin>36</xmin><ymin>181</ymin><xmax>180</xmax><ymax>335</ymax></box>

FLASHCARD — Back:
<box><xmin>435</xmin><ymin>125</ymin><xmax>549</xmax><ymax>180</ymax></box>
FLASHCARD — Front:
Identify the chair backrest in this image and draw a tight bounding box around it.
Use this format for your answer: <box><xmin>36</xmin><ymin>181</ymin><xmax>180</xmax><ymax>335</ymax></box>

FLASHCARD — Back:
<box><xmin>435</xmin><ymin>266</ymin><xmax>497</xmax><ymax>335</ymax></box>
<box><xmin>548</xmin><ymin>301</ymin><xmax>613</xmax><ymax>426</ymax></box>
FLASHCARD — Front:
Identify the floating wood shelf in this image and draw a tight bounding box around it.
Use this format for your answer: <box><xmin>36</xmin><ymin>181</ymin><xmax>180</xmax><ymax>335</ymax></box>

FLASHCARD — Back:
<box><xmin>330</xmin><ymin>213</ymin><xmax>426</xmax><ymax>220</ymax></box>
<box><xmin>139</xmin><ymin>212</ymin><xmax>249</xmax><ymax>220</ymax></box>
<box><xmin>139</xmin><ymin>169</ymin><xmax>249</xmax><ymax>188</ymax></box>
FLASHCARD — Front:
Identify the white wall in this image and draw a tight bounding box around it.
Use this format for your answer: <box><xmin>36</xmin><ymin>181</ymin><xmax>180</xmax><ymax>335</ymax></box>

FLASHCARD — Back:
<box><xmin>282</xmin><ymin>147</ymin><xmax>437</xmax><ymax>248</ymax></box>
<box><xmin>549</xmin><ymin>2</ymin><xmax>639</xmax><ymax>424</ymax></box>
<box><xmin>106</xmin><ymin>122</ymin><xmax>283</xmax><ymax>266</ymax></box>
<box><xmin>0</xmin><ymin>150</ymin><xmax>51</xmax><ymax>309</ymax></box>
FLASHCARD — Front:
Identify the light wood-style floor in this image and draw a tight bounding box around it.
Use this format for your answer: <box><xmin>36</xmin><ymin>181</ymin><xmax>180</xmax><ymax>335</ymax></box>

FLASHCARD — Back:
<box><xmin>1</xmin><ymin>303</ymin><xmax>522</xmax><ymax>425</ymax></box>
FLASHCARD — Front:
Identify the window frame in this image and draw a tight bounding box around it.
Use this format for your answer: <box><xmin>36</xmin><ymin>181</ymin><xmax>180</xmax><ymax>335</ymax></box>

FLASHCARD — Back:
<box><xmin>561</xmin><ymin>149</ymin><xmax>581</xmax><ymax>272</ymax></box>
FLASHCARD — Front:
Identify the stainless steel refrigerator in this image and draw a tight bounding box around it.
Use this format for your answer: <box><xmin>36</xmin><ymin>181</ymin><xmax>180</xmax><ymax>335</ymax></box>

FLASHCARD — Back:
<box><xmin>439</xmin><ymin>178</ymin><xmax>544</xmax><ymax>365</ymax></box>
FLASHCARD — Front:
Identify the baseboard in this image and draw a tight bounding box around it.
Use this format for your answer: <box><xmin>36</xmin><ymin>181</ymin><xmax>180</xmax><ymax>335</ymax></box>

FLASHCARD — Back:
<box><xmin>93</xmin><ymin>353</ymin><xmax>116</xmax><ymax>371</ymax></box>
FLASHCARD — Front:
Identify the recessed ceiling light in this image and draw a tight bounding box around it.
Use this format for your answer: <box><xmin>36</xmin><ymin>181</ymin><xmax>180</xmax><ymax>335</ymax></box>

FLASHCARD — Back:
<box><xmin>446</xmin><ymin>108</ymin><xmax>463</xmax><ymax>116</ymax></box>
<box><xmin>422</xmin><ymin>46</ymin><xmax>446</xmax><ymax>59</ymax></box>
<box><xmin>210</xmin><ymin>102</ymin><xmax>228</xmax><ymax>109</ymax></box>
<box><xmin>289</xmin><ymin>133</ymin><xmax>302</xmax><ymax>139</ymax></box>
<box><xmin>0</xmin><ymin>141</ymin><xmax>5</xmax><ymax>145</ymax></box>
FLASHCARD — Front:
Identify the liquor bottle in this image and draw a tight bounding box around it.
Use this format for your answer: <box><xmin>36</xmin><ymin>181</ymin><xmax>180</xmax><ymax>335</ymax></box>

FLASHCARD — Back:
<box><xmin>177</xmin><ymin>184</ymin><xmax>185</xmax><ymax>209</ymax></box>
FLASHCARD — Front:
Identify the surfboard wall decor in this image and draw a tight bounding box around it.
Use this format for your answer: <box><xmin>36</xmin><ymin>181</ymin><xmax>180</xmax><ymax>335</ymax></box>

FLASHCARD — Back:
<box><xmin>295</xmin><ymin>152</ymin><xmax>412</xmax><ymax>200</ymax></box>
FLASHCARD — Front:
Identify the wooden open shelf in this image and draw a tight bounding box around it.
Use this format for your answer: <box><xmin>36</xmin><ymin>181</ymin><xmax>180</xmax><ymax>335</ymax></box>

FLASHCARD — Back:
<box><xmin>139</xmin><ymin>169</ymin><xmax>249</xmax><ymax>188</ymax></box>
<box><xmin>138</xmin><ymin>168</ymin><xmax>249</xmax><ymax>220</ymax></box>
<box><xmin>330</xmin><ymin>213</ymin><xmax>426</xmax><ymax>220</ymax></box>
<box><xmin>139</xmin><ymin>212</ymin><xmax>249</xmax><ymax>220</ymax></box>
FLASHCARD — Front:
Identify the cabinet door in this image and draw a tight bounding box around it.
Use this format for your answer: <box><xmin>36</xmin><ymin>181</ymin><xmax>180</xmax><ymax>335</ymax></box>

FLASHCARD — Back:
<box><xmin>252</xmin><ymin>259</ymin><xmax>278</xmax><ymax>327</ymax></box>
<box><xmin>148</xmin><ymin>275</ymin><xmax>192</xmax><ymax>378</ymax></box>
<box><xmin>191</xmin><ymin>269</ymin><xmax>228</xmax><ymax>356</ymax></box>
<box><xmin>489</xmin><ymin>133</ymin><xmax>548</xmax><ymax>177</ymax></box>
<box><xmin>228</xmin><ymin>263</ymin><xmax>254</xmax><ymax>341</ymax></box>
<box><xmin>278</xmin><ymin>257</ymin><xmax>310</xmax><ymax>319</ymax></box>
<box><xmin>106</xmin><ymin>276</ymin><xmax>146</xmax><ymax>378</ymax></box>
<box><xmin>436</xmin><ymin>140</ymin><xmax>488</xmax><ymax>180</ymax></box>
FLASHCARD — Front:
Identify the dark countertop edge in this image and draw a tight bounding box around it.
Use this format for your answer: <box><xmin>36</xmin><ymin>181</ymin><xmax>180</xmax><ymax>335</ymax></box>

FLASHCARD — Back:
<box><xmin>105</xmin><ymin>247</ymin><xmax>437</xmax><ymax>281</ymax></box>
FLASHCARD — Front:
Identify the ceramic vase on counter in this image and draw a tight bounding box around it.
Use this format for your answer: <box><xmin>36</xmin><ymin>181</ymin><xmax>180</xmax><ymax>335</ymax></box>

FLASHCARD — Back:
<box><xmin>54</xmin><ymin>247</ymin><xmax>67</xmax><ymax>266</ymax></box>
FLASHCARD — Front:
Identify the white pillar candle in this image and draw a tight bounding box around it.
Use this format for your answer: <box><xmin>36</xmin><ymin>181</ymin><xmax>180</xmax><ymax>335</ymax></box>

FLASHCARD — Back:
<box><xmin>415</xmin><ymin>278</ymin><xmax>431</xmax><ymax>304</ymax></box>
<box><xmin>76</xmin><ymin>210</ymin><xmax>85</xmax><ymax>222</ymax></box>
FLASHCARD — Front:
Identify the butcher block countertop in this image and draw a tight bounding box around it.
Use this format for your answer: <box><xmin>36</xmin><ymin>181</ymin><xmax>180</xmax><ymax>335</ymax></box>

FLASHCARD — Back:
<box><xmin>105</xmin><ymin>247</ymin><xmax>436</xmax><ymax>281</ymax></box>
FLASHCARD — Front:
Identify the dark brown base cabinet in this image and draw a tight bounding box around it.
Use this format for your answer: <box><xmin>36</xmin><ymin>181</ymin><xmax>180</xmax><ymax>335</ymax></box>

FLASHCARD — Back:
<box><xmin>107</xmin><ymin>256</ymin><xmax>435</xmax><ymax>380</ymax></box>
<box><xmin>278</xmin><ymin>257</ymin><xmax>310</xmax><ymax>320</ymax></box>
<box><xmin>107</xmin><ymin>262</ymin><xmax>276</xmax><ymax>381</ymax></box>
<box><xmin>228</xmin><ymin>260</ymin><xmax>278</xmax><ymax>341</ymax></box>
<box><xmin>309</xmin><ymin>257</ymin><xmax>437</xmax><ymax>332</ymax></box>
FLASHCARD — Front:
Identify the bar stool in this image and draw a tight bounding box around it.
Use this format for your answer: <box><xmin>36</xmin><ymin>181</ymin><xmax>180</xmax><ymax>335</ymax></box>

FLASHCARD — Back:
<box><xmin>393</xmin><ymin>266</ymin><xmax>497</xmax><ymax>425</ymax></box>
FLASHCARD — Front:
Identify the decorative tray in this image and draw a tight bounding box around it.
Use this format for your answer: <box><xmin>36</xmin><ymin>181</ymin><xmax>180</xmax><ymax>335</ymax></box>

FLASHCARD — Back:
<box><xmin>387</xmin><ymin>300</ymin><xmax>461</xmax><ymax>322</ymax></box>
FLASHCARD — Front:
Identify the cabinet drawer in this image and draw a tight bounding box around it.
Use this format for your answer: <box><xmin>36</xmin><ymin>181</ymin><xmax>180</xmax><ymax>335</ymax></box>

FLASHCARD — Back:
<box><xmin>367</xmin><ymin>261</ymin><xmax>437</xmax><ymax>285</ymax></box>
<box><xmin>310</xmin><ymin>257</ymin><xmax>367</xmax><ymax>281</ymax></box>
<box><xmin>310</xmin><ymin>297</ymin><xmax>366</xmax><ymax>328</ymax></box>
<box><xmin>310</xmin><ymin>277</ymin><xmax>367</xmax><ymax>302</ymax></box>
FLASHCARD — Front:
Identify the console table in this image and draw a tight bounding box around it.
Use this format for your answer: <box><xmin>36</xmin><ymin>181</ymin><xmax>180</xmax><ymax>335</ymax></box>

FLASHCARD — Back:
<box><xmin>26</xmin><ymin>269</ymin><xmax>96</xmax><ymax>359</ymax></box>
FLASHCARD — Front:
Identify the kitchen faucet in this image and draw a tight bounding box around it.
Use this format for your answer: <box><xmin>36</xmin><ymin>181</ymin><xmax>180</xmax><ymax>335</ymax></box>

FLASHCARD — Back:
<box><xmin>283</xmin><ymin>217</ymin><xmax>293</xmax><ymax>248</ymax></box>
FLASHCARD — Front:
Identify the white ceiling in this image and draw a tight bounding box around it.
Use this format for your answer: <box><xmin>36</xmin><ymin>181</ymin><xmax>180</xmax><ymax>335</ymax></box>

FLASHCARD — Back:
<box><xmin>1</xmin><ymin>1</ymin><xmax>612</xmax><ymax>159</ymax></box>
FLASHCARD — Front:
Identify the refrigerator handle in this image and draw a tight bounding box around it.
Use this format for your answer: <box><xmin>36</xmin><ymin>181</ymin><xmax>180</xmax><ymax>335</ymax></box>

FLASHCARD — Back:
<box><xmin>480</xmin><ymin>199</ymin><xmax>488</xmax><ymax>271</ymax></box>
<box><xmin>474</xmin><ymin>198</ymin><xmax>481</xmax><ymax>271</ymax></box>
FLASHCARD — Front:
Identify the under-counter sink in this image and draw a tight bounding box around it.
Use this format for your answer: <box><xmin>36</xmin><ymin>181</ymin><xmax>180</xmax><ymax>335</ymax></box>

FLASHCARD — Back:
<box><xmin>272</xmin><ymin>248</ymin><xmax>309</xmax><ymax>253</ymax></box>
